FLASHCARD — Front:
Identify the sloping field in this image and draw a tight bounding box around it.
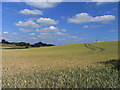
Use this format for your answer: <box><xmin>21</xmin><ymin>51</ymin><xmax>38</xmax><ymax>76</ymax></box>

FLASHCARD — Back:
<box><xmin>2</xmin><ymin>41</ymin><xmax>119</xmax><ymax>88</ymax></box>
<box><xmin>2</xmin><ymin>41</ymin><xmax>118</xmax><ymax>73</ymax></box>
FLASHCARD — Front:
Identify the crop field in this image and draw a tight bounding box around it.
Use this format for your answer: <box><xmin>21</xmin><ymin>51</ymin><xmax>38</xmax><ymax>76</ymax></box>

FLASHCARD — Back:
<box><xmin>2</xmin><ymin>41</ymin><xmax>120</xmax><ymax>88</ymax></box>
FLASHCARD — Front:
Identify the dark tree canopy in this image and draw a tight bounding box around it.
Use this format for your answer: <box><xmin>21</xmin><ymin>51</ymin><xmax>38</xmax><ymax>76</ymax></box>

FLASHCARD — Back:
<box><xmin>1</xmin><ymin>39</ymin><xmax>55</xmax><ymax>47</ymax></box>
<box><xmin>2</xmin><ymin>39</ymin><xmax>9</xmax><ymax>44</ymax></box>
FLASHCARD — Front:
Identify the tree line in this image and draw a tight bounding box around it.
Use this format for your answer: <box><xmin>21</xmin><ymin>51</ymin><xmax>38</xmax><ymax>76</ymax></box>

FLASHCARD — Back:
<box><xmin>1</xmin><ymin>39</ymin><xmax>55</xmax><ymax>48</ymax></box>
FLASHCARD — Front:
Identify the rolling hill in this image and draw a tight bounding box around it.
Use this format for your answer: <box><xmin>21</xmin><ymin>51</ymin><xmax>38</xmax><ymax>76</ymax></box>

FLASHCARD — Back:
<box><xmin>2</xmin><ymin>41</ymin><xmax>119</xmax><ymax>88</ymax></box>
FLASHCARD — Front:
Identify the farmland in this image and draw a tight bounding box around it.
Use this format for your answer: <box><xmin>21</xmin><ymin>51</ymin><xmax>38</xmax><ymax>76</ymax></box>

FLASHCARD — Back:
<box><xmin>2</xmin><ymin>41</ymin><xmax>120</xmax><ymax>88</ymax></box>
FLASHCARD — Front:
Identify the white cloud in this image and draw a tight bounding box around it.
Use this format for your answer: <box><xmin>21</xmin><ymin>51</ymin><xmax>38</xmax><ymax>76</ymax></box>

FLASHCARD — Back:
<box><xmin>92</xmin><ymin>0</ymin><xmax>119</xmax><ymax>1</ymax></box>
<box><xmin>3</xmin><ymin>0</ymin><xmax>62</xmax><ymax>9</ymax></box>
<box><xmin>29</xmin><ymin>33</ymin><xmax>35</xmax><ymax>35</ymax></box>
<box><xmin>40</xmin><ymin>33</ymin><xmax>50</xmax><ymax>35</ymax></box>
<box><xmin>41</xmin><ymin>26</ymin><xmax>59</xmax><ymax>32</ymax></box>
<box><xmin>68</xmin><ymin>13</ymin><xmax>115</xmax><ymax>24</ymax></box>
<box><xmin>56</xmin><ymin>32</ymin><xmax>68</xmax><ymax>35</ymax></box>
<box><xmin>2</xmin><ymin>0</ymin><xmax>21</xmax><ymax>2</ymax></box>
<box><xmin>19</xmin><ymin>28</ymin><xmax>33</xmax><ymax>32</ymax></box>
<box><xmin>92</xmin><ymin>15</ymin><xmax>115</xmax><ymax>23</ymax></box>
<box><xmin>90</xmin><ymin>0</ymin><xmax>119</xmax><ymax>5</ymax></box>
<box><xmin>73</xmin><ymin>38</ymin><xmax>84</xmax><ymax>42</ymax></box>
<box><xmin>25</xmin><ymin>0</ymin><xmax>62</xmax><ymax>9</ymax></box>
<box><xmin>3</xmin><ymin>0</ymin><xmax>119</xmax><ymax>2</ymax></box>
<box><xmin>108</xmin><ymin>30</ymin><xmax>116</xmax><ymax>32</ymax></box>
<box><xmin>15</xmin><ymin>20</ymin><xmax>40</xmax><ymax>28</ymax></box>
<box><xmin>36</xmin><ymin>18</ymin><xmax>58</xmax><ymax>26</ymax></box>
<box><xmin>2</xmin><ymin>32</ymin><xmax>18</xmax><ymax>39</ymax></box>
<box><xmin>3</xmin><ymin>32</ymin><xmax>18</xmax><ymax>35</ymax></box>
<box><xmin>61</xmin><ymin>29</ymin><xmax>67</xmax><ymax>32</ymax></box>
<box><xmin>3</xmin><ymin>32</ymin><xmax>8</xmax><ymax>34</ymax></box>
<box><xmin>33</xmin><ymin>38</ymin><xmax>37</xmax><ymax>40</ymax></box>
<box><xmin>36</xmin><ymin>26</ymin><xmax>59</xmax><ymax>32</ymax></box>
<box><xmin>91</xmin><ymin>0</ymin><xmax>119</xmax><ymax>3</ymax></box>
<box><xmin>37</xmin><ymin>35</ymin><xmax>50</xmax><ymax>39</ymax></box>
<box><xmin>19</xmin><ymin>9</ymin><xmax>43</xmax><ymax>15</ymax></box>
<box><xmin>96</xmin><ymin>2</ymin><xmax>106</xmax><ymax>5</ymax></box>
<box><xmin>83</xmin><ymin>25</ymin><xmax>89</xmax><ymax>29</ymax></box>
<box><xmin>68</xmin><ymin>36</ymin><xmax>77</xmax><ymax>38</ymax></box>
<box><xmin>90</xmin><ymin>25</ymin><xmax>101</xmax><ymax>28</ymax></box>
<box><xmin>36</xmin><ymin>29</ymin><xmax>40</xmax><ymax>32</ymax></box>
<box><xmin>83</xmin><ymin>25</ymin><xmax>101</xmax><ymax>28</ymax></box>
<box><xmin>37</xmin><ymin>35</ymin><xmax>44</xmax><ymax>39</ymax></box>
<box><xmin>49</xmin><ymin>26</ymin><xmax>57</xmax><ymax>30</ymax></box>
<box><xmin>12</xmin><ymin>32</ymin><xmax>18</xmax><ymax>35</ymax></box>
<box><xmin>26</xmin><ymin>2</ymin><xmax>57</xmax><ymax>9</ymax></box>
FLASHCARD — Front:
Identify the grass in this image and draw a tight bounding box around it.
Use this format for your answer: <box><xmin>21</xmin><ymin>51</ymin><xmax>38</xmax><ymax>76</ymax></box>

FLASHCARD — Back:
<box><xmin>2</xmin><ymin>41</ymin><xmax>119</xmax><ymax>88</ymax></box>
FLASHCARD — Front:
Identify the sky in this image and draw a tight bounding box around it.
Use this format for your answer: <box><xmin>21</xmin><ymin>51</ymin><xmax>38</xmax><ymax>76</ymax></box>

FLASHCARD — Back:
<box><xmin>1</xmin><ymin>1</ymin><xmax>118</xmax><ymax>45</ymax></box>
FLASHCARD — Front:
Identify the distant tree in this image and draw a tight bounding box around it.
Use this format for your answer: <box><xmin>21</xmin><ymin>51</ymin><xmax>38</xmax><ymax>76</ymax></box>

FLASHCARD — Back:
<box><xmin>47</xmin><ymin>44</ymin><xmax>54</xmax><ymax>46</ymax></box>
<box><xmin>30</xmin><ymin>44</ymin><xmax>35</xmax><ymax>47</ymax></box>
<box><xmin>2</xmin><ymin>39</ymin><xmax>5</xmax><ymax>43</ymax></box>
<box><xmin>2</xmin><ymin>39</ymin><xmax>9</xmax><ymax>44</ymax></box>
<box><xmin>1</xmin><ymin>39</ymin><xmax>55</xmax><ymax>47</ymax></box>
<box><xmin>15</xmin><ymin>43</ymin><xmax>22</xmax><ymax>46</ymax></box>
<box><xmin>25</xmin><ymin>46</ymin><xmax>28</xmax><ymax>48</ymax></box>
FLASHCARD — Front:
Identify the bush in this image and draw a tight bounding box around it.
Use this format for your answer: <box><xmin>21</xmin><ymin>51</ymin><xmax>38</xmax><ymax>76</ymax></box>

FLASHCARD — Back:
<box><xmin>25</xmin><ymin>46</ymin><xmax>28</xmax><ymax>48</ymax></box>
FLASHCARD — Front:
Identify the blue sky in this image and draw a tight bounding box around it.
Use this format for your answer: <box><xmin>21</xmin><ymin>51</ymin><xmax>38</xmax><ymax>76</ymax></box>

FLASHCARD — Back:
<box><xmin>2</xmin><ymin>2</ymin><xmax>118</xmax><ymax>45</ymax></box>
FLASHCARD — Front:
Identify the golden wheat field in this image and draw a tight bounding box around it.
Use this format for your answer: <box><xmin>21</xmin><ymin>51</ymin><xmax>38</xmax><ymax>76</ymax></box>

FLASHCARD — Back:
<box><xmin>2</xmin><ymin>41</ymin><xmax>120</xmax><ymax>88</ymax></box>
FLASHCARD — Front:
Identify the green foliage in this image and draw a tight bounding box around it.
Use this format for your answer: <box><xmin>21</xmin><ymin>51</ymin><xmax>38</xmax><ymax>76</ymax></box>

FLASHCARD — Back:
<box><xmin>15</xmin><ymin>42</ymin><xmax>30</xmax><ymax>46</ymax></box>
<box><xmin>1</xmin><ymin>39</ymin><xmax>54</xmax><ymax>47</ymax></box>
<box><xmin>2</xmin><ymin>39</ymin><xmax>9</xmax><ymax>44</ymax></box>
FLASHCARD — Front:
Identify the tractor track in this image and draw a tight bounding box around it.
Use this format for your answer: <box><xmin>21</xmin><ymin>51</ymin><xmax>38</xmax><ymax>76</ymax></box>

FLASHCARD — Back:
<box><xmin>84</xmin><ymin>43</ymin><xmax>105</xmax><ymax>52</ymax></box>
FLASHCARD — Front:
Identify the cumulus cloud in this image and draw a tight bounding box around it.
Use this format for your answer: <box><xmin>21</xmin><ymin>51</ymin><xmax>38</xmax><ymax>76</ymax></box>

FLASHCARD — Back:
<box><xmin>12</xmin><ymin>32</ymin><xmax>18</xmax><ymax>35</ymax></box>
<box><xmin>90</xmin><ymin>25</ymin><xmax>102</xmax><ymax>28</ymax></box>
<box><xmin>37</xmin><ymin>35</ymin><xmax>47</xmax><ymax>39</ymax></box>
<box><xmin>15</xmin><ymin>20</ymin><xmax>40</xmax><ymax>28</ymax></box>
<box><xmin>68</xmin><ymin>36</ymin><xmax>77</xmax><ymax>38</ymax></box>
<box><xmin>19</xmin><ymin>28</ymin><xmax>33</xmax><ymax>32</ymax></box>
<box><xmin>33</xmin><ymin>38</ymin><xmax>37</xmax><ymax>40</ymax></box>
<box><xmin>91</xmin><ymin>0</ymin><xmax>119</xmax><ymax>1</ymax></box>
<box><xmin>15</xmin><ymin>18</ymin><xmax>58</xmax><ymax>29</ymax></box>
<box><xmin>3</xmin><ymin>0</ymin><xmax>119</xmax><ymax>2</ymax></box>
<box><xmin>36</xmin><ymin>18</ymin><xmax>58</xmax><ymax>26</ymax></box>
<box><xmin>68</xmin><ymin>13</ymin><xmax>115</xmax><ymax>24</ymax></box>
<box><xmin>3</xmin><ymin>32</ymin><xmax>18</xmax><ymax>35</ymax></box>
<box><xmin>36</xmin><ymin>26</ymin><xmax>59</xmax><ymax>32</ymax></box>
<box><xmin>19</xmin><ymin>9</ymin><xmax>43</xmax><ymax>15</ymax></box>
<box><xmin>29</xmin><ymin>33</ymin><xmax>35</xmax><ymax>35</ymax></box>
<box><xmin>37</xmin><ymin>33</ymin><xmax>51</xmax><ymax>39</ymax></box>
<box><xmin>56</xmin><ymin>32</ymin><xmax>68</xmax><ymax>35</ymax></box>
<box><xmin>26</xmin><ymin>2</ymin><xmax>57</xmax><ymax>9</ymax></box>
<box><xmin>61</xmin><ymin>29</ymin><xmax>67</xmax><ymax>32</ymax></box>
<box><xmin>2</xmin><ymin>32</ymin><xmax>18</xmax><ymax>39</ymax></box>
<box><xmin>3</xmin><ymin>0</ymin><xmax>62</xmax><ymax>8</ymax></box>
<box><xmin>108</xmin><ymin>30</ymin><xmax>116</xmax><ymax>32</ymax></box>
<box><xmin>83</xmin><ymin>25</ymin><xmax>89</xmax><ymax>29</ymax></box>
<box><xmin>83</xmin><ymin>25</ymin><xmax>101</xmax><ymax>28</ymax></box>
<box><xmin>91</xmin><ymin>0</ymin><xmax>119</xmax><ymax>4</ymax></box>
<box><xmin>3</xmin><ymin>32</ymin><xmax>8</xmax><ymax>34</ymax></box>
<box><xmin>25</xmin><ymin>0</ymin><xmax>62</xmax><ymax>9</ymax></box>
<box><xmin>40</xmin><ymin>33</ymin><xmax>50</xmax><ymax>35</ymax></box>
<box><xmin>49</xmin><ymin>26</ymin><xmax>57</xmax><ymax>30</ymax></box>
<box><xmin>42</xmin><ymin>26</ymin><xmax>58</xmax><ymax>32</ymax></box>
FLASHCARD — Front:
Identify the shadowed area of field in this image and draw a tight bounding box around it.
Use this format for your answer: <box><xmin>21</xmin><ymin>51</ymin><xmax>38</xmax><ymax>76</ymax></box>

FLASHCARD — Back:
<box><xmin>99</xmin><ymin>59</ymin><xmax>120</xmax><ymax>71</ymax></box>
